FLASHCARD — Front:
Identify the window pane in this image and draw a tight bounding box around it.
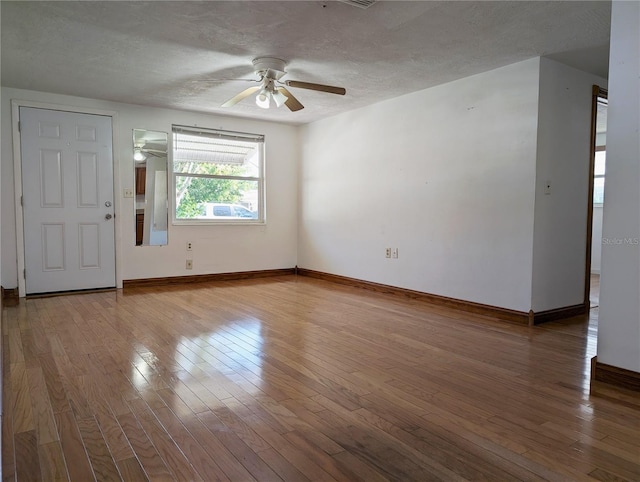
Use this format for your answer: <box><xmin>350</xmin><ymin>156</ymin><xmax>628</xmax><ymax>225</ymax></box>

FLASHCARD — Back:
<box><xmin>593</xmin><ymin>177</ymin><xmax>605</xmax><ymax>204</ymax></box>
<box><xmin>175</xmin><ymin>176</ymin><xmax>259</xmax><ymax>219</ymax></box>
<box><xmin>594</xmin><ymin>151</ymin><xmax>606</xmax><ymax>176</ymax></box>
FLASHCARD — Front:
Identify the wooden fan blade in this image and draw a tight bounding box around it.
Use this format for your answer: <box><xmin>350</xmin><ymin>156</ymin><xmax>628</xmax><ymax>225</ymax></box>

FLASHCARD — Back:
<box><xmin>279</xmin><ymin>87</ymin><xmax>304</xmax><ymax>111</ymax></box>
<box><xmin>285</xmin><ymin>80</ymin><xmax>346</xmax><ymax>95</ymax></box>
<box><xmin>221</xmin><ymin>86</ymin><xmax>261</xmax><ymax>107</ymax></box>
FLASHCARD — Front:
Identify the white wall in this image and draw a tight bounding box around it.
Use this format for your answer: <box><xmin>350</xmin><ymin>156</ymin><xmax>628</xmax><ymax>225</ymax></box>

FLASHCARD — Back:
<box><xmin>531</xmin><ymin>58</ymin><xmax>607</xmax><ymax>311</ymax></box>
<box><xmin>299</xmin><ymin>59</ymin><xmax>540</xmax><ymax>312</ymax></box>
<box><xmin>591</xmin><ymin>206</ymin><xmax>603</xmax><ymax>274</ymax></box>
<box><xmin>1</xmin><ymin>88</ymin><xmax>299</xmax><ymax>288</ymax></box>
<box><xmin>597</xmin><ymin>0</ymin><xmax>640</xmax><ymax>373</ymax></box>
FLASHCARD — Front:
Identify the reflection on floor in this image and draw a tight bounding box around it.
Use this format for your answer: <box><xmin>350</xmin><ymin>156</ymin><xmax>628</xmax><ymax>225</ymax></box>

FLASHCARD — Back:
<box><xmin>590</xmin><ymin>273</ymin><xmax>600</xmax><ymax>308</ymax></box>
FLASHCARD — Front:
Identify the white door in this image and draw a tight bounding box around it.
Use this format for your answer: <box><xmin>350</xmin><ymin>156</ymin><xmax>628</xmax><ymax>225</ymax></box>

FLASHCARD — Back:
<box><xmin>20</xmin><ymin>107</ymin><xmax>115</xmax><ymax>294</ymax></box>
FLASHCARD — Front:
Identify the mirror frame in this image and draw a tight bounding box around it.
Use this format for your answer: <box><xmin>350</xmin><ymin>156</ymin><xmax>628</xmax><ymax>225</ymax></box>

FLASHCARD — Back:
<box><xmin>133</xmin><ymin>129</ymin><xmax>169</xmax><ymax>246</ymax></box>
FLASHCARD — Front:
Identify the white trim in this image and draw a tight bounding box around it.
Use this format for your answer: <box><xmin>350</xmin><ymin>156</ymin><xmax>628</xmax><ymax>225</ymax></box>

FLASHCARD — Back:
<box><xmin>11</xmin><ymin>102</ymin><xmax>26</xmax><ymax>297</ymax></box>
<box><xmin>172</xmin><ymin>219</ymin><xmax>266</xmax><ymax>226</ymax></box>
<box><xmin>10</xmin><ymin>99</ymin><xmax>122</xmax><ymax>296</ymax></box>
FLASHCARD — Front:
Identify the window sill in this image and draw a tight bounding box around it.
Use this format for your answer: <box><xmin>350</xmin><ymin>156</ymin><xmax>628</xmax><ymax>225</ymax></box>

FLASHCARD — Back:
<box><xmin>172</xmin><ymin>219</ymin><xmax>266</xmax><ymax>226</ymax></box>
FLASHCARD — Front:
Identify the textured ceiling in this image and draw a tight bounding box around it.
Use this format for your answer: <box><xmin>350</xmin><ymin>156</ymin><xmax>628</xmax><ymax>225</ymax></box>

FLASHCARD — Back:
<box><xmin>1</xmin><ymin>1</ymin><xmax>611</xmax><ymax>125</ymax></box>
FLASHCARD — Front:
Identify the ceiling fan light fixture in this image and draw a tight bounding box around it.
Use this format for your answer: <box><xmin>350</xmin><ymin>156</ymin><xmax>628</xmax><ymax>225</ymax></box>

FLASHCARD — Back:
<box><xmin>220</xmin><ymin>57</ymin><xmax>345</xmax><ymax>112</ymax></box>
<box><xmin>133</xmin><ymin>148</ymin><xmax>146</xmax><ymax>161</ymax></box>
<box><xmin>256</xmin><ymin>88</ymin><xmax>271</xmax><ymax>109</ymax></box>
<box><xmin>272</xmin><ymin>88</ymin><xmax>288</xmax><ymax>108</ymax></box>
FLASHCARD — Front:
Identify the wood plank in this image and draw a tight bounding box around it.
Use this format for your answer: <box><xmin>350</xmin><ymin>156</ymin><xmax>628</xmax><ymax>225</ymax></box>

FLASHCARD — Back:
<box><xmin>15</xmin><ymin>430</ymin><xmax>42</xmax><ymax>482</ymax></box>
<box><xmin>76</xmin><ymin>417</ymin><xmax>122</xmax><ymax>481</ymax></box>
<box><xmin>26</xmin><ymin>366</ymin><xmax>59</xmax><ymax>445</ymax></box>
<box><xmin>37</xmin><ymin>441</ymin><xmax>70</xmax><ymax>481</ymax></box>
<box><xmin>316</xmin><ymin>393</ymin><xmax>514</xmax><ymax>481</ymax></box>
<box><xmin>38</xmin><ymin>354</ymin><xmax>72</xmax><ymax>413</ymax></box>
<box><xmin>117</xmin><ymin>412</ymin><xmax>175</xmax><ymax>481</ymax></box>
<box><xmin>571</xmin><ymin>440</ymin><xmax>640</xmax><ymax>480</ymax></box>
<box><xmin>8</xmin><ymin>328</ymin><xmax>25</xmax><ymax>364</ymax></box>
<box><xmin>212</xmin><ymin>403</ymin><xmax>272</xmax><ymax>453</ymax></box>
<box><xmin>331</xmin><ymin>450</ymin><xmax>392</xmax><ymax>482</ymax></box>
<box><xmin>419</xmin><ymin>412</ymin><xmax>562</xmax><ymax>481</ymax></box>
<box><xmin>181</xmin><ymin>412</ymin><xmax>258</xmax><ymax>481</ymax></box>
<box><xmin>11</xmin><ymin>362</ymin><xmax>35</xmax><ymax>434</ymax></box>
<box><xmin>588</xmin><ymin>467</ymin><xmax>632</xmax><ymax>482</ymax></box>
<box><xmin>54</xmin><ymin>410</ymin><xmax>96</xmax><ymax>481</ymax></box>
<box><xmin>196</xmin><ymin>410</ymin><xmax>283</xmax><ymax>481</ymax></box>
<box><xmin>283</xmin><ymin>430</ymin><xmax>356</xmax><ymax>482</ymax></box>
<box><xmin>86</xmin><ymin>384</ymin><xmax>135</xmax><ymax>462</ymax></box>
<box><xmin>116</xmin><ymin>457</ymin><xmax>150</xmax><ymax>482</ymax></box>
<box><xmin>2</xmin><ymin>374</ymin><xmax>17</xmax><ymax>481</ymax></box>
<box><xmin>225</xmin><ymin>406</ymin><xmax>341</xmax><ymax>482</ymax></box>
<box><xmin>135</xmin><ymin>409</ymin><xmax>204</xmax><ymax>482</ymax></box>
<box><xmin>151</xmin><ymin>405</ymin><xmax>230</xmax><ymax>481</ymax></box>
<box><xmin>257</xmin><ymin>448</ymin><xmax>311</xmax><ymax>482</ymax></box>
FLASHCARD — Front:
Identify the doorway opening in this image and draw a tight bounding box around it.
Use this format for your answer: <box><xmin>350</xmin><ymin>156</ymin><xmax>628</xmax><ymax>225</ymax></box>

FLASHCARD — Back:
<box><xmin>585</xmin><ymin>86</ymin><xmax>608</xmax><ymax>310</ymax></box>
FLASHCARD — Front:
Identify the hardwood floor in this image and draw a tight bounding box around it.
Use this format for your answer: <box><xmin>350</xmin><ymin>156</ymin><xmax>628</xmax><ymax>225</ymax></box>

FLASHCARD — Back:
<box><xmin>2</xmin><ymin>275</ymin><xmax>639</xmax><ymax>481</ymax></box>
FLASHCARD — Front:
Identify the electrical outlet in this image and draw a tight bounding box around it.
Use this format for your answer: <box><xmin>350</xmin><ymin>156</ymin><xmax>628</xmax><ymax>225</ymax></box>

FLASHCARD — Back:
<box><xmin>123</xmin><ymin>188</ymin><xmax>134</xmax><ymax>198</ymax></box>
<box><xmin>186</xmin><ymin>259</ymin><xmax>193</xmax><ymax>270</ymax></box>
<box><xmin>392</xmin><ymin>248</ymin><xmax>398</xmax><ymax>259</ymax></box>
<box><xmin>186</xmin><ymin>241</ymin><xmax>193</xmax><ymax>251</ymax></box>
<box><xmin>385</xmin><ymin>248</ymin><xmax>391</xmax><ymax>258</ymax></box>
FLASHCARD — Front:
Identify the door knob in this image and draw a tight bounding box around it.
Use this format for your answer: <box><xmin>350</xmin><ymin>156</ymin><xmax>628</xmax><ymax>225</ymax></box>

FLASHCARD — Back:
<box><xmin>105</xmin><ymin>213</ymin><xmax>113</xmax><ymax>220</ymax></box>
<box><xmin>105</xmin><ymin>201</ymin><xmax>112</xmax><ymax>207</ymax></box>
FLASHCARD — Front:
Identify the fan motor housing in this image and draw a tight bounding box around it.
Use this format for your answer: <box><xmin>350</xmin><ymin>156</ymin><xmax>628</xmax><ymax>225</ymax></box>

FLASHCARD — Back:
<box><xmin>252</xmin><ymin>57</ymin><xmax>287</xmax><ymax>80</ymax></box>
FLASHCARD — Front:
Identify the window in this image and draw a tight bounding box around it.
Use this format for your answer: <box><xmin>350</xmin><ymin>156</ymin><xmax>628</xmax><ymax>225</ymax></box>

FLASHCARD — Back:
<box><xmin>172</xmin><ymin>126</ymin><xmax>264</xmax><ymax>223</ymax></box>
<box><xmin>593</xmin><ymin>149</ymin><xmax>606</xmax><ymax>205</ymax></box>
<box><xmin>593</xmin><ymin>96</ymin><xmax>607</xmax><ymax>206</ymax></box>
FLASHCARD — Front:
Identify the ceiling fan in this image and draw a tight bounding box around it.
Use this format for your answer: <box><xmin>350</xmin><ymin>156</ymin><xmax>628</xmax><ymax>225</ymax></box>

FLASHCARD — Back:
<box><xmin>134</xmin><ymin>146</ymin><xmax>166</xmax><ymax>162</ymax></box>
<box><xmin>216</xmin><ymin>57</ymin><xmax>346</xmax><ymax>112</ymax></box>
<box><xmin>133</xmin><ymin>140</ymin><xmax>166</xmax><ymax>162</ymax></box>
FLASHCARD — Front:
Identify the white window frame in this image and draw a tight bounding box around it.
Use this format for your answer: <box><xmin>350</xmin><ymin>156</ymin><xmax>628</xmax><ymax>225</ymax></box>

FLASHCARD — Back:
<box><xmin>171</xmin><ymin>125</ymin><xmax>265</xmax><ymax>225</ymax></box>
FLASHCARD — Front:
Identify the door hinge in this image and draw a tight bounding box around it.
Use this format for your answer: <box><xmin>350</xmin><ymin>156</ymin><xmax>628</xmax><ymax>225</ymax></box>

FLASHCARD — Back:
<box><xmin>21</xmin><ymin>195</ymin><xmax>24</xmax><ymax>207</ymax></box>
<box><xmin>23</xmin><ymin>269</ymin><xmax>26</xmax><ymax>279</ymax></box>
<box><xmin>18</xmin><ymin>121</ymin><xmax>21</xmax><ymax>132</ymax></box>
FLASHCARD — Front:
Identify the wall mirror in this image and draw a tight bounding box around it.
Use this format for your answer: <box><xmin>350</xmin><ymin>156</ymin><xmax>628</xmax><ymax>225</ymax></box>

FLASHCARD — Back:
<box><xmin>133</xmin><ymin>129</ymin><xmax>169</xmax><ymax>246</ymax></box>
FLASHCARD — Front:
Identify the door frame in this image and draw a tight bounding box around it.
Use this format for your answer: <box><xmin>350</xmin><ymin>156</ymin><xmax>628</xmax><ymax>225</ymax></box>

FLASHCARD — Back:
<box><xmin>11</xmin><ymin>99</ymin><xmax>122</xmax><ymax>297</ymax></box>
<box><xmin>583</xmin><ymin>85</ymin><xmax>608</xmax><ymax>308</ymax></box>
